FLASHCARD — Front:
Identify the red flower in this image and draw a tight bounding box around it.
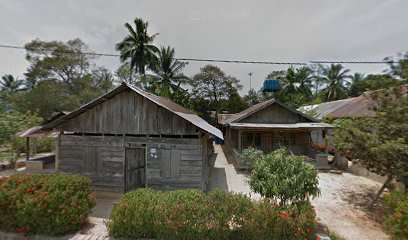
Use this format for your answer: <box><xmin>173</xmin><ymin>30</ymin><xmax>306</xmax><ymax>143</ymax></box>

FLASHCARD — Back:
<box><xmin>16</xmin><ymin>226</ymin><xmax>27</xmax><ymax>233</ymax></box>
<box><xmin>178</xmin><ymin>223</ymin><xmax>183</xmax><ymax>228</ymax></box>
<box><xmin>207</xmin><ymin>223</ymin><xmax>212</xmax><ymax>228</ymax></box>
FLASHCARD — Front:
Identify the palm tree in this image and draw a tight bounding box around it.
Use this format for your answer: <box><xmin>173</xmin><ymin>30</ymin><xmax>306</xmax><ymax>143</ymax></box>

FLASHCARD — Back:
<box><xmin>317</xmin><ymin>64</ymin><xmax>351</xmax><ymax>101</ymax></box>
<box><xmin>148</xmin><ymin>46</ymin><xmax>190</xmax><ymax>98</ymax></box>
<box><xmin>296</xmin><ymin>66</ymin><xmax>314</xmax><ymax>96</ymax></box>
<box><xmin>116</xmin><ymin>17</ymin><xmax>159</xmax><ymax>80</ymax></box>
<box><xmin>0</xmin><ymin>74</ymin><xmax>24</xmax><ymax>92</ymax></box>
<box><xmin>279</xmin><ymin>67</ymin><xmax>299</xmax><ymax>95</ymax></box>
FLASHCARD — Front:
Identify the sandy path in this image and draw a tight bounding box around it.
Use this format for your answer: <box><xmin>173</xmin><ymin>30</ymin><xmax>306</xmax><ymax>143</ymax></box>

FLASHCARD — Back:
<box><xmin>312</xmin><ymin>172</ymin><xmax>389</xmax><ymax>240</ymax></box>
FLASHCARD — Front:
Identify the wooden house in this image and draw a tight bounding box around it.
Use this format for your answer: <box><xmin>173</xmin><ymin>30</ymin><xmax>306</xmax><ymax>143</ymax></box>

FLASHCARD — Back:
<box><xmin>219</xmin><ymin>99</ymin><xmax>332</xmax><ymax>168</ymax></box>
<box><xmin>41</xmin><ymin>83</ymin><xmax>223</xmax><ymax>193</ymax></box>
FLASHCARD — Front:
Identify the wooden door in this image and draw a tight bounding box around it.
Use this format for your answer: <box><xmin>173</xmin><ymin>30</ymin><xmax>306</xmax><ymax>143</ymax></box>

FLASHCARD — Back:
<box><xmin>125</xmin><ymin>148</ymin><xmax>146</xmax><ymax>192</ymax></box>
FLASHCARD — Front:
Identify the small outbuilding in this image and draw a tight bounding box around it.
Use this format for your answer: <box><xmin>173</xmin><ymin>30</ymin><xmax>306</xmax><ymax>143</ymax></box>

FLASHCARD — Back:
<box><xmin>219</xmin><ymin>99</ymin><xmax>332</xmax><ymax>168</ymax></box>
<box><xmin>40</xmin><ymin>83</ymin><xmax>223</xmax><ymax>193</ymax></box>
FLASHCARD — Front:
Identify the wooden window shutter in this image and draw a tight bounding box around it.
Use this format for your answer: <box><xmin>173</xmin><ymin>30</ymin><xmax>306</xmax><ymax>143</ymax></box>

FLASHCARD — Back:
<box><xmin>160</xmin><ymin>149</ymin><xmax>181</xmax><ymax>178</ymax></box>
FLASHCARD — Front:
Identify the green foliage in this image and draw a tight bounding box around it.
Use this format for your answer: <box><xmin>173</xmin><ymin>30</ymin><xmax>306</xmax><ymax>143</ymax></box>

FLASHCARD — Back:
<box><xmin>191</xmin><ymin>65</ymin><xmax>243</xmax><ymax>115</ymax></box>
<box><xmin>316</xmin><ymin>64</ymin><xmax>351</xmax><ymax>101</ymax></box>
<box><xmin>384</xmin><ymin>191</ymin><xmax>408</xmax><ymax>239</ymax></box>
<box><xmin>0</xmin><ymin>111</ymin><xmax>42</xmax><ymax>151</ymax></box>
<box><xmin>236</xmin><ymin>201</ymin><xmax>318</xmax><ymax>240</ymax></box>
<box><xmin>348</xmin><ymin>73</ymin><xmax>401</xmax><ymax>97</ymax></box>
<box><xmin>10</xmin><ymin>39</ymin><xmax>115</xmax><ymax>119</ymax></box>
<box><xmin>332</xmin><ymin>89</ymin><xmax>408</xmax><ymax>184</ymax></box>
<box><xmin>108</xmin><ymin>188</ymin><xmax>318</xmax><ymax>240</ymax></box>
<box><xmin>249</xmin><ymin>148</ymin><xmax>320</xmax><ymax>205</ymax></box>
<box><xmin>240</xmin><ymin>147</ymin><xmax>264</xmax><ymax>169</ymax></box>
<box><xmin>116</xmin><ymin>17</ymin><xmax>159</xmax><ymax>76</ymax></box>
<box><xmin>0</xmin><ymin>174</ymin><xmax>96</xmax><ymax>236</ymax></box>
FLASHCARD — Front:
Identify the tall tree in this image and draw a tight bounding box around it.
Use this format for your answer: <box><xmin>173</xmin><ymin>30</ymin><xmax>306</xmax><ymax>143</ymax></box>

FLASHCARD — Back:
<box><xmin>15</xmin><ymin>39</ymin><xmax>114</xmax><ymax>118</ymax></box>
<box><xmin>148</xmin><ymin>46</ymin><xmax>190</xmax><ymax>100</ymax></box>
<box><xmin>316</xmin><ymin>64</ymin><xmax>351</xmax><ymax>101</ymax></box>
<box><xmin>191</xmin><ymin>65</ymin><xmax>242</xmax><ymax>116</ymax></box>
<box><xmin>244</xmin><ymin>88</ymin><xmax>261</xmax><ymax>107</ymax></box>
<box><xmin>116</xmin><ymin>17</ymin><xmax>159</xmax><ymax>79</ymax></box>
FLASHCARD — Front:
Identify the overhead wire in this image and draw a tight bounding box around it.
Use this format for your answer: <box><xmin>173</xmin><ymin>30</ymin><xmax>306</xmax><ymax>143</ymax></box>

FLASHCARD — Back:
<box><xmin>0</xmin><ymin>44</ymin><xmax>397</xmax><ymax>65</ymax></box>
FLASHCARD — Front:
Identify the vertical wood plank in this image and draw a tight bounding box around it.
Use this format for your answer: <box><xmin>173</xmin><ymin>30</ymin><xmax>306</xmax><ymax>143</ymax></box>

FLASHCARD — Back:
<box><xmin>170</xmin><ymin>149</ymin><xmax>181</xmax><ymax>178</ymax></box>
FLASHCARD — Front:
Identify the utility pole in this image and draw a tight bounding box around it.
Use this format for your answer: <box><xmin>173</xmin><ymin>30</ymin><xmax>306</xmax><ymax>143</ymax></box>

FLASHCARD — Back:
<box><xmin>248</xmin><ymin>72</ymin><xmax>253</xmax><ymax>91</ymax></box>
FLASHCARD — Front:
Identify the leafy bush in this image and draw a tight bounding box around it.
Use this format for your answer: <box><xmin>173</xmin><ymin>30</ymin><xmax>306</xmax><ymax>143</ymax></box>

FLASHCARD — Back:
<box><xmin>107</xmin><ymin>188</ymin><xmax>318</xmax><ymax>240</ymax></box>
<box><xmin>241</xmin><ymin>147</ymin><xmax>264</xmax><ymax>169</ymax></box>
<box><xmin>0</xmin><ymin>173</ymin><xmax>96</xmax><ymax>235</ymax></box>
<box><xmin>385</xmin><ymin>191</ymin><xmax>408</xmax><ymax>239</ymax></box>
<box><xmin>249</xmin><ymin>148</ymin><xmax>320</xmax><ymax>205</ymax></box>
<box><xmin>236</xmin><ymin>201</ymin><xmax>318</xmax><ymax>240</ymax></box>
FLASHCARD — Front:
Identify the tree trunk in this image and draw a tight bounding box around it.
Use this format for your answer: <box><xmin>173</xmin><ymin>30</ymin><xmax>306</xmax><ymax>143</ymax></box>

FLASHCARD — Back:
<box><xmin>369</xmin><ymin>175</ymin><xmax>393</xmax><ymax>209</ymax></box>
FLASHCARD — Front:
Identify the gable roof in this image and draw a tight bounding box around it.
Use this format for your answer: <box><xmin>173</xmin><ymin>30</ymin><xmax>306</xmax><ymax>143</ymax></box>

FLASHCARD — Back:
<box><xmin>219</xmin><ymin>99</ymin><xmax>318</xmax><ymax>125</ymax></box>
<box><xmin>44</xmin><ymin>83</ymin><xmax>223</xmax><ymax>139</ymax></box>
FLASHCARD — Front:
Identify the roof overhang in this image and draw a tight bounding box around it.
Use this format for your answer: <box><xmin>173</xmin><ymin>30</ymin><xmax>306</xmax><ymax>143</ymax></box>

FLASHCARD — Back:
<box><xmin>227</xmin><ymin>122</ymin><xmax>333</xmax><ymax>130</ymax></box>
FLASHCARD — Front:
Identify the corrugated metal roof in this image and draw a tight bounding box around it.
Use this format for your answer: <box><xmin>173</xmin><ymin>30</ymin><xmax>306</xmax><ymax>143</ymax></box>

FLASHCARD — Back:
<box><xmin>219</xmin><ymin>99</ymin><xmax>318</xmax><ymax>125</ymax></box>
<box><xmin>217</xmin><ymin>114</ymin><xmax>234</xmax><ymax>124</ymax></box>
<box><xmin>300</xmin><ymin>96</ymin><xmax>375</xmax><ymax>119</ymax></box>
<box><xmin>43</xmin><ymin>83</ymin><xmax>223</xmax><ymax>139</ymax></box>
<box><xmin>16</xmin><ymin>126</ymin><xmax>59</xmax><ymax>138</ymax></box>
<box><xmin>228</xmin><ymin>122</ymin><xmax>332</xmax><ymax>129</ymax></box>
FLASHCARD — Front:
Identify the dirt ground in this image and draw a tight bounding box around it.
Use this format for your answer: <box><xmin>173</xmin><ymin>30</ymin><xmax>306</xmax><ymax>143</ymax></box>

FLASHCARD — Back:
<box><xmin>312</xmin><ymin>172</ymin><xmax>389</xmax><ymax>240</ymax></box>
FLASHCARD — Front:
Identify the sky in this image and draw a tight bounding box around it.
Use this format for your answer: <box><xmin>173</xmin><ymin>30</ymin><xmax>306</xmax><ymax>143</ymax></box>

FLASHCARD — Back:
<box><xmin>0</xmin><ymin>0</ymin><xmax>407</xmax><ymax>93</ymax></box>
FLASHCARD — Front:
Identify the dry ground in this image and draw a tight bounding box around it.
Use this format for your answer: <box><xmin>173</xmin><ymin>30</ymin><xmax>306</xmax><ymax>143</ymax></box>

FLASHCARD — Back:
<box><xmin>312</xmin><ymin>172</ymin><xmax>388</xmax><ymax>240</ymax></box>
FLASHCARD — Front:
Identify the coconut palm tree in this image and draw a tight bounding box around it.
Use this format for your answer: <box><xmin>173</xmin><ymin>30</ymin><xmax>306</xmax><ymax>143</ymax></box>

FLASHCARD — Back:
<box><xmin>116</xmin><ymin>17</ymin><xmax>159</xmax><ymax>80</ymax></box>
<box><xmin>296</xmin><ymin>66</ymin><xmax>314</xmax><ymax>96</ymax></box>
<box><xmin>317</xmin><ymin>64</ymin><xmax>351</xmax><ymax>101</ymax></box>
<box><xmin>148</xmin><ymin>46</ymin><xmax>190</xmax><ymax>99</ymax></box>
<box><xmin>0</xmin><ymin>74</ymin><xmax>24</xmax><ymax>92</ymax></box>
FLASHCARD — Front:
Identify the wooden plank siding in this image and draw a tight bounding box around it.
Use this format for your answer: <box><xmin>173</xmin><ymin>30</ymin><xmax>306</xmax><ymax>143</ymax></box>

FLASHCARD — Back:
<box><xmin>60</xmin><ymin>89</ymin><xmax>198</xmax><ymax>135</ymax></box>
<box><xmin>238</xmin><ymin>103</ymin><xmax>311</xmax><ymax>124</ymax></box>
<box><xmin>58</xmin><ymin>134</ymin><xmax>206</xmax><ymax>192</ymax></box>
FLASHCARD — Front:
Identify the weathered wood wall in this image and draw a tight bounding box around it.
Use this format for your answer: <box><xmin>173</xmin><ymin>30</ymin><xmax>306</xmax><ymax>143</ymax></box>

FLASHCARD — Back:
<box><xmin>58</xmin><ymin>134</ymin><xmax>207</xmax><ymax>192</ymax></box>
<box><xmin>58</xmin><ymin>135</ymin><xmax>125</xmax><ymax>192</ymax></box>
<box><xmin>239</xmin><ymin>104</ymin><xmax>311</xmax><ymax>124</ymax></box>
<box><xmin>60</xmin><ymin>89</ymin><xmax>197</xmax><ymax>135</ymax></box>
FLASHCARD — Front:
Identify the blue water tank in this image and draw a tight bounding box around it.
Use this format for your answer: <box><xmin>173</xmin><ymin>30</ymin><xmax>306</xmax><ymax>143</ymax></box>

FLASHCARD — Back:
<box><xmin>263</xmin><ymin>79</ymin><xmax>281</xmax><ymax>92</ymax></box>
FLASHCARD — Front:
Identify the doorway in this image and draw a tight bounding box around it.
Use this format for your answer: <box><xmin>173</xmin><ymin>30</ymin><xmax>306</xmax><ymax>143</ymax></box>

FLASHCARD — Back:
<box><xmin>125</xmin><ymin>147</ymin><xmax>146</xmax><ymax>192</ymax></box>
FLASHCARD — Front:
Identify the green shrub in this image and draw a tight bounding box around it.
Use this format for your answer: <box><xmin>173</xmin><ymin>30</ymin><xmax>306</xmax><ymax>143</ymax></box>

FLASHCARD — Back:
<box><xmin>385</xmin><ymin>191</ymin><xmax>408</xmax><ymax>239</ymax></box>
<box><xmin>0</xmin><ymin>173</ymin><xmax>96</xmax><ymax>236</ymax></box>
<box><xmin>107</xmin><ymin>188</ymin><xmax>318</xmax><ymax>240</ymax></box>
<box><xmin>249</xmin><ymin>148</ymin><xmax>320</xmax><ymax>205</ymax></box>
<box><xmin>241</xmin><ymin>147</ymin><xmax>264</xmax><ymax>169</ymax></box>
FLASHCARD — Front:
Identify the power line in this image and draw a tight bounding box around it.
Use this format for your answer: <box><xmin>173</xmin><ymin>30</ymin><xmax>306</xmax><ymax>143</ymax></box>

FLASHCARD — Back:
<box><xmin>0</xmin><ymin>43</ymin><xmax>397</xmax><ymax>65</ymax></box>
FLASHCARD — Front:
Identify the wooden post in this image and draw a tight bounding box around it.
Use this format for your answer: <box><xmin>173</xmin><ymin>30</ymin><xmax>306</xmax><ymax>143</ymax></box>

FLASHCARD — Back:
<box><xmin>26</xmin><ymin>137</ymin><xmax>30</xmax><ymax>161</ymax></box>
<box><xmin>324</xmin><ymin>129</ymin><xmax>329</xmax><ymax>154</ymax></box>
<box><xmin>238</xmin><ymin>129</ymin><xmax>242</xmax><ymax>153</ymax></box>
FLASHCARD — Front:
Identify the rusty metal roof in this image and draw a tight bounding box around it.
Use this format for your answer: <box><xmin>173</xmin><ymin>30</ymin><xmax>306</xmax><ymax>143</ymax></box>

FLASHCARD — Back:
<box><xmin>228</xmin><ymin>122</ymin><xmax>332</xmax><ymax>129</ymax></box>
<box><xmin>219</xmin><ymin>98</ymin><xmax>318</xmax><ymax>125</ymax></box>
<box><xmin>43</xmin><ymin>83</ymin><xmax>223</xmax><ymax>139</ymax></box>
<box><xmin>217</xmin><ymin>114</ymin><xmax>234</xmax><ymax>124</ymax></box>
<box><xmin>301</xmin><ymin>95</ymin><xmax>376</xmax><ymax>119</ymax></box>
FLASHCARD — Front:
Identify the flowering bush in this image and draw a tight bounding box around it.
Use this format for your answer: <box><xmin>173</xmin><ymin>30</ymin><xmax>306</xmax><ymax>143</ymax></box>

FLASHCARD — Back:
<box><xmin>107</xmin><ymin>188</ymin><xmax>318</xmax><ymax>240</ymax></box>
<box><xmin>385</xmin><ymin>191</ymin><xmax>408</xmax><ymax>239</ymax></box>
<box><xmin>0</xmin><ymin>173</ymin><xmax>96</xmax><ymax>236</ymax></box>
